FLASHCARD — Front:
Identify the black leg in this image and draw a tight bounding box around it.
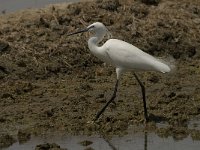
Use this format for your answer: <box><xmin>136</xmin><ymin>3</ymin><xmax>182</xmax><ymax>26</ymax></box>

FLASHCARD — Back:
<box><xmin>133</xmin><ymin>73</ymin><xmax>148</xmax><ymax>122</ymax></box>
<box><xmin>144</xmin><ymin>131</ymin><xmax>148</xmax><ymax>150</ymax></box>
<box><xmin>94</xmin><ymin>80</ymin><xmax>119</xmax><ymax>121</ymax></box>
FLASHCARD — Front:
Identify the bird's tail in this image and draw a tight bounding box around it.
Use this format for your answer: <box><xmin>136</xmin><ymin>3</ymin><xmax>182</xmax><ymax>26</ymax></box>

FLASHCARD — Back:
<box><xmin>157</xmin><ymin>56</ymin><xmax>176</xmax><ymax>73</ymax></box>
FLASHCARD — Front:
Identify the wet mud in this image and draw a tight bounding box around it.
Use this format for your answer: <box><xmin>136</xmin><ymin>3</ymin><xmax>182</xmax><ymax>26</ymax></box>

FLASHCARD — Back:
<box><xmin>0</xmin><ymin>0</ymin><xmax>200</xmax><ymax>148</ymax></box>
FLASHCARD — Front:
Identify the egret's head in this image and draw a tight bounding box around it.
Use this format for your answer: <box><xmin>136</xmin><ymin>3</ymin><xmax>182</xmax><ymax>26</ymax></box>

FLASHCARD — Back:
<box><xmin>67</xmin><ymin>22</ymin><xmax>109</xmax><ymax>36</ymax></box>
<box><xmin>87</xmin><ymin>22</ymin><xmax>107</xmax><ymax>33</ymax></box>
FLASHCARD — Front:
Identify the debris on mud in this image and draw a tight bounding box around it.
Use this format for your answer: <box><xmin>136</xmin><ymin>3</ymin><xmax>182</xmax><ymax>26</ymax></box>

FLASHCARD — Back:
<box><xmin>191</xmin><ymin>130</ymin><xmax>200</xmax><ymax>141</ymax></box>
<box><xmin>17</xmin><ymin>129</ymin><xmax>31</xmax><ymax>144</ymax></box>
<box><xmin>79</xmin><ymin>140</ymin><xmax>93</xmax><ymax>146</ymax></box>
<box><xmin>0</xmin><ymin>0</ymin><xmax>200</xmax><ymax>140</ymax></box>
<box><xmin>0</xmin><ymin>134</ymin><xmax>16</xmax><ymax>148</ymax></box>
<box><xmin>0</xmin><ymin>41</ymin><xmax>9</xmax><ymax>52</ymax></box>
<box><xmin>141</xmin><ymin>0</ymin><xmax>160</xmax><ymax>5</ymax></box>
<box><xmin>35</xmin><ymin>143</ymin><xmax>67</xmax><ymax>150</ymax></box>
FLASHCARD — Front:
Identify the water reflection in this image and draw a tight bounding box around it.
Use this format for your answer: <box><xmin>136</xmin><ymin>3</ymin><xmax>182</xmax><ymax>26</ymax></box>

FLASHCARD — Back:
<box><xmin>3</xmin><ymin>130</ymin><xmax>200</xmax><ymax>150</ymax></box>
<box><xmin>144</xmin><ymin>132</ymin><xmax>147</xmax><ymax>150</ymax></box>
<box><xmin>2</xmin><ymin>120</ymin><xmax>200</xmax><ymax>149</ymax></box>
<box><xmin>103</xmin><ymin>132</ymin><xmax>148</xmax><ymax>150</ymax></box>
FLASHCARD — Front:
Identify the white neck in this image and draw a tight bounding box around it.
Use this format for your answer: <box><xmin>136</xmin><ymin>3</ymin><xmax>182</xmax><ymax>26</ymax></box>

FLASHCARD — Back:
<box><xmin>87</xmin><ymin>32</ymin><xmax>113</xmax><ymax>65</ymax></box>
<box><xmin>88</xmin><ymin>37</ymin><xmax>99</xmax><ymax>54</ymax></box>
<box><xmin>87</xmin><ymin>34</ymin><xmax>106</xmax><ymax>62</ymax></box>
<box><xmin>88</xmin><ymin>31</ymin><xmax>105</xmax><ymax>53</ymax></box>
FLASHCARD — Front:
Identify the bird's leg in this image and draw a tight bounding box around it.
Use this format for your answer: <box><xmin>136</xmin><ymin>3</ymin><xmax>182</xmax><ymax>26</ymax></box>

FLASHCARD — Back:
<box><xmin>133</xmin><ymin>73</ymin><xmax>149</xmax><ymax>122</ymax></box>
<box><xmin>94</xmin><ymin>80</ymin><xmax>119</xmax><ymax>121</ymax></box>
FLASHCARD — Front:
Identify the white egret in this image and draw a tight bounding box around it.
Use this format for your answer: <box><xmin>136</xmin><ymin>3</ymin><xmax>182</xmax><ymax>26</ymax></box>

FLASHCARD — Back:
<box><xmin>68</xmin><ymin>22</ymin><xmax>171</xmax><ymax>122</ymax></box>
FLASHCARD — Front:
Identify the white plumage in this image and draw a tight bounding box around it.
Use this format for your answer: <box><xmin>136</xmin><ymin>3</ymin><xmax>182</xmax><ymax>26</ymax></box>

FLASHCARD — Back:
<box><xmin>102</xmin><ymin>39</ymin><xmax>170</xmax><ymax>72</ymax></box>
<box><xmin>68</xmin><ymin>22</ymin><xmax>172</xmax><ymax>122</ymax></box>
<box><xmin>86</xmin><ymin>22</ymin><xmax>170</xmax><ymax>79</ymax></box>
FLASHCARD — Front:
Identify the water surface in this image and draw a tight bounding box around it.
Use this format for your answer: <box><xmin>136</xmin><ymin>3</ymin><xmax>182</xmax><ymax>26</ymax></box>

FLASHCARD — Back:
<box><xmin>0</xmin><ymin>0</ymin><xmax>80</xmax><ymax>13</ymax></box>
<box><xmin>4</xmin><ymin>132</ymin><xmax>200</xmax><ymax>150</ymax></box>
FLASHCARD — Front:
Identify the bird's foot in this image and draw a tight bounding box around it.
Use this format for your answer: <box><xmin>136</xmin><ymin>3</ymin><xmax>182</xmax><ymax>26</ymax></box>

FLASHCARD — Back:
<box><xmin>110</xmin><ymin>101</ymin><xmax>117</xmax><ymax>108</ymax></box>
<box><xmin>112</xmin><ymin>101</ymin><xmax>116</xmax><ymax>105</ymax></box>
<box><xmin>87</xmin><ymin>120</ymin><xmax>95</xmax><ymax>124</ymax></box>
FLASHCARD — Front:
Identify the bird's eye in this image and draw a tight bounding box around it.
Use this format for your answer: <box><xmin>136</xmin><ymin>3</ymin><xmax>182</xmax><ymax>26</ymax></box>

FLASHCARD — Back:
<box><xmin>88</xmin><ymin>25</ymin><xmax>95</xmax><ymax>31</ymax></box>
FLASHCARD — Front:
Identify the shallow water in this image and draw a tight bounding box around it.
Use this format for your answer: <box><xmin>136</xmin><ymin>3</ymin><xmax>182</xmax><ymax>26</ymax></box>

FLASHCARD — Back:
<box><xmin>4</xmin><ymin>132</ymin><xmax>200</xmax><ymax>150</ymax></box>
<box><xmin>3</xmin><ymin>120</ymin><xmax>200</xmax><ymax>150</ymax></box>
<box><xmin>0</xmin><ymin>0</ymin><xmax>80</xmax><ymax>13</ymax></box>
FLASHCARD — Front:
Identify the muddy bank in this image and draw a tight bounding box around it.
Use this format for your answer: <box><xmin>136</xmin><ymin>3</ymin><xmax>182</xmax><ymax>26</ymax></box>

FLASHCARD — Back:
<box><xmin>0</xmin><ymin>0</ymin><xmax>200</xmax><ymax>148</ymax></box>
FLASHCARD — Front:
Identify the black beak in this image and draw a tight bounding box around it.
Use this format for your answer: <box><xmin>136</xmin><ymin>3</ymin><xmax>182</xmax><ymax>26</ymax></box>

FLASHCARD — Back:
<box><xmin>67</xmin><ymin>28</ymin><xmax>89</xmax><ymax>36</ymax></box>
